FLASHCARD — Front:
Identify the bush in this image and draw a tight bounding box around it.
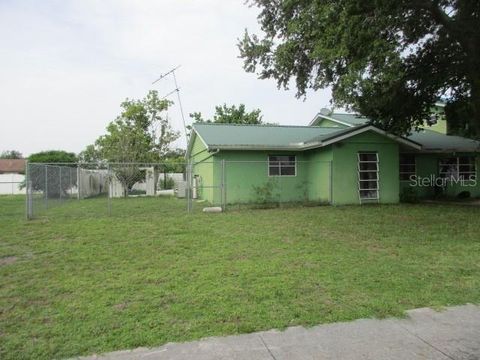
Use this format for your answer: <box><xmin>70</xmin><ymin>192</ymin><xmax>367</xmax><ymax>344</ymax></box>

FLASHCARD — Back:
<box><xmin>400</xmin><ymin>187</ymin><xmax>418</xmax><ymax>203</ymax></box>
<box><xmin>159</xmin><ymin>175</ymin><xmax>175</xmax><ymax>190</ymax></box>
<box><xmin>457</xmin><ymin>191</ymin><xmax>471</xmax><ymax>199</ymax></box>
<box><xmin>252</xmin><ymin>180</ymin><xmax>279</xmax><ymax>208</ymax></box>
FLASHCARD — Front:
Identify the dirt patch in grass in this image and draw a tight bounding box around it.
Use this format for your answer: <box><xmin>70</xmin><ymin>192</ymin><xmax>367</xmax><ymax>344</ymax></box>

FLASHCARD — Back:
<box><xmin>0</xmin><ymin>256</ymin><xmax>17</xmax><ymax>266</ymax></box>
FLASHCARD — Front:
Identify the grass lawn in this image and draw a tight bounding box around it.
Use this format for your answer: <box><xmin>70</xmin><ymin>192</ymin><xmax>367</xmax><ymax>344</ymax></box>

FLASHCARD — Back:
<box><xmin>1</xmin><ymin>195</ymin><xmax>480</xmax><ymax>359</ymax></box>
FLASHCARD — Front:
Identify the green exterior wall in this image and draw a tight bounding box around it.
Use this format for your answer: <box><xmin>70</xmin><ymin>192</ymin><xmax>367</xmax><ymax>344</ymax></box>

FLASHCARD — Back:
<box><xmin>305</xmin><ymin>147</ymin><xmax>333</xmax><ymax>203</ymax></box>
<box><xmin>189</xmin><ymin>130</ymin><xmax>479</xmax><ymax>206</ymax></box>
<box><xmin>189</xmin><ymin>135</ymin><xmax>333</xmax><ymax>204</ymax></box>
<box><xmin>399</xmin><ymin>153</ymin><xmax>480</xmax><ymax>198</ymax></box>
<box><xmin>190</xmin><ymin>134</ymin><xmax>216</xmax><ymax>203</ymax></box>
<box><xmin>220</xmin><ymin>151</ymin><xmax>310</xmax><ymax>204</ymax></box>
<box><xmin>329</xmin><ymin>131</ymin><xmax>400</xmax><ymax>205</ymax></box>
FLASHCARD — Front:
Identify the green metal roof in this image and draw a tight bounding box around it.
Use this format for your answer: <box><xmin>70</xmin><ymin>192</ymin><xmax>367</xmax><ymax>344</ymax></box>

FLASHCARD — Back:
<box><xmin>407</xmin><ymin>129</ymin><xmax>480</xmax><ymax>152</ymax></box>
<box><xmin>310</xmin><ymin>112</ymin><xmax>369</xmax><ymax>127</ymax></box>
<box><xmin>313</xmin><ymin>111</ymin><xmax>480</xmax><ymax>152</ymax></box>
<box><xmin>193</xmin><ymin>123</ymin><xmax>344</xmax><ymax>150</ymax></box>
<box><xmin>326</xmin><ymin>113</ymin><xmax>369</xmax><ymax>126</ymax></box>
<box><xmin>192</xmin><ymin>123</ymin><xmax>421</xmax><ymax>151</ymax></box>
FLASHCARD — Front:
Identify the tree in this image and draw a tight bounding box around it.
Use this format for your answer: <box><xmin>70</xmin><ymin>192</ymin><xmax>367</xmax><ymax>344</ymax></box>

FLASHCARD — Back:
<box><xmin>190</xmin><ymin>104</ymin><xmax>263</xmax><ymax>124</ymax></box>
<box><xmin>0</xmin><ymin>150</ymin><xmax>23</xmax><ymax>159</ymax></box>
<box><xmin>84</xmin><ymin>90</ymin><xmax>180</xmax><ymax>193</ymax></box>
<box><xmin>25</xmin><ymin>151</ymin><xmax>77</xmax><ymax>197</ymax></box>
<box><xmin>78</xmin><ymin>145</ymin><xmax>101</xmax><ymax>164</ymax></box>
<box><xmin>93</xmin><ymin>90</ymin><xmax>179</xmax><ymax>163</ymax></box>
<box><xmin>239</xmin><ymin>0</ymin><xmax>480</xmax><ymax>138</ymax></box>
<box><xmin>28</xmin><ymin>150</ymin><xmax>77</xmax><ymax>163</ymax></box>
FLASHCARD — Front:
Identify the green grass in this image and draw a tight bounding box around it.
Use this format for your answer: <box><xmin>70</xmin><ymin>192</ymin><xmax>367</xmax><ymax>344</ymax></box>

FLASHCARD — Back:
<box><xmin>1</xmin><ymin>195</ymin><xmax>480</xmax><ymax>359</ymax></box>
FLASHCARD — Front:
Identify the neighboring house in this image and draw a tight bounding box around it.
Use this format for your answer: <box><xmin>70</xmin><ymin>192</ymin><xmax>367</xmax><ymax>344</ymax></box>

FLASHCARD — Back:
<box><xmin>423</xmin><ymin>101</ymin><xmax>447</xmax><ymax>134</ymax></box>
<box><xmin>0</xmin><ymin>159</ymin><xmax>26</xmax><ymax>195</ymax></box>
<box><xmin>187</xmin><ymin>111</ymin><xmax>480</xmax><ymax>205</ymax></box>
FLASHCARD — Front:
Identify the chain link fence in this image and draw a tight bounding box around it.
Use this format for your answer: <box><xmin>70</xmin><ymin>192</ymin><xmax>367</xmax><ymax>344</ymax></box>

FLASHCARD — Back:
<box><xmin>25</xmin><ymin>160</ymin><xmax>332</xmax><ymax>219</ymax></box>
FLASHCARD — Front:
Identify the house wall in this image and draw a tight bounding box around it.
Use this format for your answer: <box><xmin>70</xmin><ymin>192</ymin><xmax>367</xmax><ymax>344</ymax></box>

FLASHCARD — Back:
<box><xmin>190</xmin><ymin>130</ymin><xmax>404</xmax><ymax>205</ymax></box>
<box><xmin>220</xmin><ymin>150</ymin><xmax>310</xmax><ymax>204</ymax></box>
<box><xmin>330</xmin><ymin>132</ymin><xmax>400</xmax><ymax>205</ymax></box>
<box><xmin>305</xmin><ymin>147</ymin><xmax>333</xmax><ymax>203</ymax></box>
<box><xmin>190</xmin><ymin>134</ymin><xmax>216</xmax><ymax>203</ymax></box>
<box><xmin>399</xmin><ymin>153</ymin><xmax>480</xmax><ymax>198</ymax></box>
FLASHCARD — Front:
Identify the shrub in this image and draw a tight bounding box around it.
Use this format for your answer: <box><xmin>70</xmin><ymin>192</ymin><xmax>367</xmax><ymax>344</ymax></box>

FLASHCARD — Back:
<box><xmin>159</xmin><ymin>175</ymin><xmax>175</xmax><ymax>190</ymax></box>
<box><xmin>252</xmin><ymin>180</ymin><xmax>279</xmax><ymax>208</ymax></box>
<box><xmin>457</xmin><ymin>191</ymin><xmax>471</xmax><ymax>199</ymax></box>
<box><xmin>400</xmin><ymin>187</ymin><xmax>418</xmax><ymax>203</ymax></box>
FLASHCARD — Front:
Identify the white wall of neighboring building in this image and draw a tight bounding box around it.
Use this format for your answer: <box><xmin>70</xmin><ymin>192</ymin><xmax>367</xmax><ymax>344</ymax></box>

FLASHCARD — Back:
<box><xmin>0</xmin><ymin>173</ymin><xmax>25</xmax><ymax>194</ymax></box>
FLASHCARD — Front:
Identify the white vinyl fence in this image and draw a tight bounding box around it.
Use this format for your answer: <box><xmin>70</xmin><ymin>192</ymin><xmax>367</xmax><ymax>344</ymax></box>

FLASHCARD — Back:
<box><xmin>0</xmin><ymin>174</ymin><xmax>25</xmax><ymax>195</ymax></box>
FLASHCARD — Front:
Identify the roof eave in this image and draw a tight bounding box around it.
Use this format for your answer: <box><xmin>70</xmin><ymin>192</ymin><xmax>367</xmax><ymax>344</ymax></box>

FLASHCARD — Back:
<box><xmin>208</xmin><ymin>145</ymin><xmax>305</xmax><ymax>151</ymax></box>
<box><xmin>418</xmin><ymin>148</ymin><xmax>480</xmax><ymax>153</ymax></box>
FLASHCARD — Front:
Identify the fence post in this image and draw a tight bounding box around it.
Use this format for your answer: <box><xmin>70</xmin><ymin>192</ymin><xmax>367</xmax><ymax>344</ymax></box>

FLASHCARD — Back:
<box><xmin>107</xmin><ymin>163</ymin><xmax>112</xmax><ymax>216</ymax></box>
<box><xmin>186</xmin><ymin>161</ymin><xmax>192</xmax><ymax>213</ymax></box>
<box><xmin>25</xmin><ymin>161</ymin><xmax>30</xmax><ymax>220</ymax></box>
<box><xmin>44</xmin><ymin>165</ymin><xmax>48</xmax><ymax>210</ymax></box>
<box><xmin>221</xmin><ymin>159</ymin><xmax>226</xmax><ymax>211</ymax></box>
<box><xmin>59</xmin><ymin>166</ymin><xmax>62</xmax><ymax>202</ymax></box>
<box><xmin>77</xmin><ymin>164</ymin><xmax>80</xmax><ymax>200</ymax></box>
<box><xmin>329</xmin><ymin>160</ymin><xmax>333</xmax><ymax>205</ymax></box>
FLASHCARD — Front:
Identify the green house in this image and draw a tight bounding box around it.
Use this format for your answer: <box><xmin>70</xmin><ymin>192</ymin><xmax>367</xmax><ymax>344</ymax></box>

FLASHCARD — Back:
<box><xmin>187</xmin><ymin>110</ymin><xmax>480</xmax><ymax>206</ymax></box>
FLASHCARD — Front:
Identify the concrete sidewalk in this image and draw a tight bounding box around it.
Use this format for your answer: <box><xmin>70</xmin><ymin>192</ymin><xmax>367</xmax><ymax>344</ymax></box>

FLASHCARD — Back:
<box><xmin>77</xmin><ymin>304</ymin><xmax>480</xmax><ymax>360</ymax></box>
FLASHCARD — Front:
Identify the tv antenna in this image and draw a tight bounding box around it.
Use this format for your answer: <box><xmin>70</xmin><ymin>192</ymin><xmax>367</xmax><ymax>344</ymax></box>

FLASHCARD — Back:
<box><xmin>152</xmin><ymin>65</ymin><xmax>188</xmax><ymax>141</ymax></box>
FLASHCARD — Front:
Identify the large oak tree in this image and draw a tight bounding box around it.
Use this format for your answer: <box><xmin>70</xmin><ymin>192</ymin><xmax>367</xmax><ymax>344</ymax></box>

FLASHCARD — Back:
<box><xmin>190</xmin><ymin>104</ymin><xmax>263</xmax><ymax>124</ymax></box>
<box><xmin>239</xmin><ymin>0</ymin><xmax>480</xmax><ymax>137</ymax></box>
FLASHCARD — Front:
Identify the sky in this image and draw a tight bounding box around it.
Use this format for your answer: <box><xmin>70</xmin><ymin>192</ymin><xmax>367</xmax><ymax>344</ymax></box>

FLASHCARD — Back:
<box><xmin>0</xmin><ymin>0</ymin><xmax>332</xmax><ymax>157</ymax></box>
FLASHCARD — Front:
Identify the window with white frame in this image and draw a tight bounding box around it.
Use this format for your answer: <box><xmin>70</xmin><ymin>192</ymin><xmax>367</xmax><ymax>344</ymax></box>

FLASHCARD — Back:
<box><xmin>439</xmin><ymin>156</ymin><xmax>477</xmax><ymax>180</ymax></box>
<box><xmin>268</xmin><ymin>155</ymin><xmax>296</xmax><ymax>176</ymax></box>
<box><xmin>358</xmin><ymin>152</ymin><xmax>379</xmax><ymax>200</ymax></box>
<box><xmin>399</xmin><ymin>154</ymin><xmax>416</xmax><ymax>181</ymax></box>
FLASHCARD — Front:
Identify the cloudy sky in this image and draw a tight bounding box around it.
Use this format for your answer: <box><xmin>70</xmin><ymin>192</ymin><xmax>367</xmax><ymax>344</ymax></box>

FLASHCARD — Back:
<box><xmin>0</xmin><ymin>0</ymin><xmax>332</xmax><ymax>156</ymax></box>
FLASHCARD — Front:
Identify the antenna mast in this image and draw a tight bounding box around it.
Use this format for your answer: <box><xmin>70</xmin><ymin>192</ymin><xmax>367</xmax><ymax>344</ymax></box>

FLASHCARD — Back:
<box><xmin>153</xmin><ymin>65</ymin><xmax>189</xmax><ymax>141</ymax></box>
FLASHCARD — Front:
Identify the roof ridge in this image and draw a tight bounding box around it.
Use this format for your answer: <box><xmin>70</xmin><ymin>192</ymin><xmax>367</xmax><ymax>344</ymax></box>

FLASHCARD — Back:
<box><xmin>193</xmin><ymin>123</ymin><xmax>337</xmax><ymax>129</ymax></box>
<box><xmin>330</xmin><ymin>112</ymin><xmax>367</xmax><ymax>117</ymax></box>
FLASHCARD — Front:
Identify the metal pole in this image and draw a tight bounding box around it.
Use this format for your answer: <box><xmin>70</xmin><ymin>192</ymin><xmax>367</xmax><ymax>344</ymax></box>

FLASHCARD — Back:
<box><xmin>221</xmin><ymin>159</ymin><xmax>226</xmax><ymax>211</ymax></box>
<box><xmin>172</xmin><ymin>71</ymin><xmax>189</xmax><ymax>142</ymax></box>
<box><xmin>45</xmin><ymin>165</ymin><xmax>48</xmax><ymax>210</ymax></box>
<box><xmin>186</xmin><ymin>161</ymin><xmax>192</xmax><ymax>213</ymax></box>
<box><xmin>59</xmin><ymin>166</ymin><xmax>62</xmax><ymax>202</ymax></box>
<box><xmin>77</xmin><ymin>164</ymin><xmax>80</xmax><ymax>200</ymax></box>
<box><xmin>107</xmin><ymin>163</ymin><xmax>111</xmax><ymax>216</ymax></box>
<box><xmin>25</xmin><ymin>161</ymin><xmax>30</xmax><ymax>220</ymax></box>
<box><xmin>329</xmin><ymin>160</ymin><xmax>333</xmax><ymax>205</ymax></box>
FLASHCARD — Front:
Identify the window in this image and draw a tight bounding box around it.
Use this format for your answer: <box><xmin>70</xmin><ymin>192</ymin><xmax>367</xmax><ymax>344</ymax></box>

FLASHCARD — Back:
<box><xmin>439</xmin><ymin>157</ymin><xmax>477</xmax><ymax>180</ymax></box>
<box><xmin>268</xmin><ymin>155</ymin><xmax>296</xmax><ymax>176</ymax></box>
<box><xmin>399</xmin><ymin>154</ymin><xmax>416</xmax><ymax>181</ymax></box>
<box><xmin>358</xmin><ymin>152</ymin><xmax>379</xmax><ymax>200</ymax></box>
